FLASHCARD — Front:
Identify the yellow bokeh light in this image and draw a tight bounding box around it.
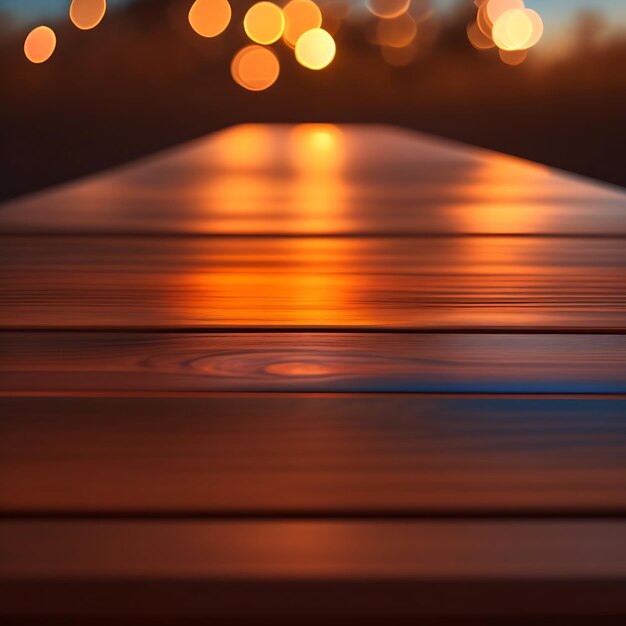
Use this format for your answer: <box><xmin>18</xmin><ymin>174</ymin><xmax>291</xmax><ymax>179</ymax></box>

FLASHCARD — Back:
<box><xmin>24</xmin><ymin>26</ymin><xmax>57</xmax><ymax>64</ymax></box>
<box><xmin>376</xmin><ymin>14</ymin><xmax>417</xmax><ymax>49</ymax></box>
<box><xmin>283</xmin><ymin>0</ymin><xmax>322</xmax><ymax>48</ymax></box>
<box><xmin>244</xmin><ymin>2</ymin><xmax>285</xmax><ymax>45</ymax></box>
<box><xmin>231</xmin><ymin>45</ymin><xmax>280</xmax><ymax>91</ymax></box>
<box><xmin>486</xmin><ymin>0</ymin><xmax>524</xmax><ymax>24</ymax></box>
<box><xmin>519</xmin><ymin>9</ymin><xmax>543</xmax><ymax>49</ymax></box>
<box><xmin>492</xmin><ymin>8</ymin><xmax>541</xmax><ymax>51</ymax></box>
<box><xmin>69</xmin><ymin>0</ymin><xmax>107</xmax><ymax>30</ymax></box>
<box><xmin>188</xmin><ymin>0</ymin><xmax>232</xmax><ymax>38</ymax></box>
<box><xmin>295</xmin><ymin>28</ymin><xmax>336</xmax><ymax>70</ymax></box>
<box><xmin>505</xmin><ymin>10</ymin><xmax>532</xmax><ymax>47</ymax></box>
<box><xmin>366</xmin><ymin>0</ymin><xmax>410</xmax><ymax>19</ymax></box>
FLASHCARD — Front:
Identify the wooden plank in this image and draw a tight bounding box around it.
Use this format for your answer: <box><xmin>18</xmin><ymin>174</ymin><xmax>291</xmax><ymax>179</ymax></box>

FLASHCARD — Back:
<box><xmin>2</xmin><ymin>520</ymin><xmax>626</xmax><ymax>579</ymax></box>
<box><xmin>1</xmin><ymin>125</ymin><xmax>625</xmax><ymax>237</ymax></box>
<box><xmin>1</xmin><ymin>396</ymin><xmax>625</xmax><ymax>515</ymax></box>
<box><xmin>1</xmin><ymin>521</ymin><xmax>625</xmax><ymax>621</ymax></box>
<box><xmin>2</xmin><ymin>236</ymin><xmax>626</xmax><ymax>330</ymax></box>
<box><xmin>2</xmin><ymin>332</ymin><xmax>626</xmax><ymax>394</ymax></box>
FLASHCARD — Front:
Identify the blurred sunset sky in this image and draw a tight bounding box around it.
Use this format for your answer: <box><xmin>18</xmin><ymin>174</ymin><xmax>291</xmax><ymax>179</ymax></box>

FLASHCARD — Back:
<box><xmin>2</xmin><ymin>0</ymin><xmax>625</xmax><ymax>51</ymax></box>
<box><xmin>2</xmin><ymin>0</ymin><xmax>625</xmax><ymax>198</ymax></box>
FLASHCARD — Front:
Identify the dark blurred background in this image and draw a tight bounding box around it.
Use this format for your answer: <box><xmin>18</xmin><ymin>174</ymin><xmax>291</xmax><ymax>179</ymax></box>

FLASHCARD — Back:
<box><xmin>1</xmin><ymin>0</ymin><xmax>625</xmax><ymax>202</ymax></box>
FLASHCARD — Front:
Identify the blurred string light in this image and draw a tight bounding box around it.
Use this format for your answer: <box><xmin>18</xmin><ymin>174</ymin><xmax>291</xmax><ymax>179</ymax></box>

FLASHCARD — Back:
<box><xmin>283</xmin><ymin>0</ymin><xmax>322</xmax><ymax>48</ymax></box>
<box><xmin>295</xmin><ymin>27</ymin><xmax>336</xmax><ymax>69</ymax></box>
<box><xmin>22</xmin><ymin>0</ymin><xmax>544</xmax><ymax>85</ymax></box>
<box><xmin>231</xmin><ymin>44</ymin><xmax>280</xmax><ymax>90</ymax></box>
<box><xmin>24</xmin><ymin>25</ymin><xmax>57</xmax><ymax>63</ymax></box>
<box><xmin>467</xmin><ymin>20</ymin><xmax>495</xmax><ymax>50</ymax></box>
<box><xmin>188</xmin><ymin>0</ymin><xmax>232</xmax><ymax>38</ymax></box>
<box><xmin>69</xmin><ymin>0</ymin><xmax>107</xmax><ymax>30</ymax></box>
<box><xmin>244</xmin><ymin>2</ymin><xmax>285</xmax><ymax>45</ymax></box>
<box><xmin>469</xmin><ymin>0</ymin><xmax>544</xmax><ymax>63</ymax></box>
<box><xmin>493</xmin><ymin>8</ymin><xmax>543</xmax><ymax>50</ymax></box>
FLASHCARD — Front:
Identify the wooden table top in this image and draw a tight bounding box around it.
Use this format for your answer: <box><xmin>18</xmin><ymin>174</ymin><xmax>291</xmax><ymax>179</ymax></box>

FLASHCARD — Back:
<box><xmin>1</xmin><ymin>124</ymin><xmax>625</xmax><ymax>624</ymax></box>
<box><xmin>1</xmin><ymin>125</ymin><xmax>625</xmax><ymax>237</ymax></box>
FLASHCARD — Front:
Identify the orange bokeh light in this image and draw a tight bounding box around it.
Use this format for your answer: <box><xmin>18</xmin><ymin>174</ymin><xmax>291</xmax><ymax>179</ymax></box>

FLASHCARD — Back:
<box><xmin>476</xmin><ymin>2</ymin><xmax>493</xmax><ymax>37</ymax></box>
<box><xmin>24</xmin><ymin>26</ymin><xmax>57</xmax><ymax>64</ymax></box>
<box><xmin>69</xmin><ymin>0</ymin><xmax>107</xmax><ymax>30</ymax></box>
<box><xmin>283</xmin><ymin>0</ymin><xmax>322</xmax><ymax>48</ymax></box>
<box><xmin>244</xmin><ymin>2</ymin><xmax>285</xmax><ymax>45</ymax></box>
<box><xmin>467</xmin><ymin>20</ymin><xmax>495</xmax><ymax>50</ymax></box>
<box><xmin>188</xmin><ymin>0</ymin><xmax>232</xmax><ymax>38</ymax></box>
<box><xmin>231</xmin><ymin>45</ymin><xmax>280</xmax><ymax>91</ymax></box>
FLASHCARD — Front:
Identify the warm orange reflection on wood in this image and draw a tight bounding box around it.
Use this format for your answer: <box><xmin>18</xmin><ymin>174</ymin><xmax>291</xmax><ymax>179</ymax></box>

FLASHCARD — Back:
<box><xmin>2</xmin><ymin>126</ymin><xmax>626</xmax><ymax>617</ymax></box>
<box><xmin>2</xmin><ymin>236</ymin><xmax>626</xmax><ymax>329</ymax></box>
<box><xmin>1</xmin><ymin>125</ymin><xmax>624</xmax><ymax>236</ymax></box>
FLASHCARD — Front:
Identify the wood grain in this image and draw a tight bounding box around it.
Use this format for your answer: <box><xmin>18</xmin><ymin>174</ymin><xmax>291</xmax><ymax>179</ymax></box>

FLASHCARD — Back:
<box><xmin>2</xmin><ymin>521</ymin><xmax>625</xmax><ymax>622</ymax></box>
<box><xmin>2</xmin><ymin>125</ymin><xmax>626</xmax><ymax>616</ymax></box>
<box><xmin>2</xmin><ymin>396</ymin><xmax>625</xmax><ymax>515</ymax></box>
<box><xmin>3</xmin><ymin>236</ymin><xmax>626</xmax><ymax>330</ymax></box>
<box><xmin>2</xmin><ymin>332</ymin><xmax>626</xmax><ymax>394</ymax></box>
<box><xmin>1</xmin><ymin>125</ymin><xmax>624</xmax><ymax>236</ymax></box>
<box><xmin>3</xmin><ymin>520</ymin><xmax>626</xmax><ymax>579</ymax></box>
